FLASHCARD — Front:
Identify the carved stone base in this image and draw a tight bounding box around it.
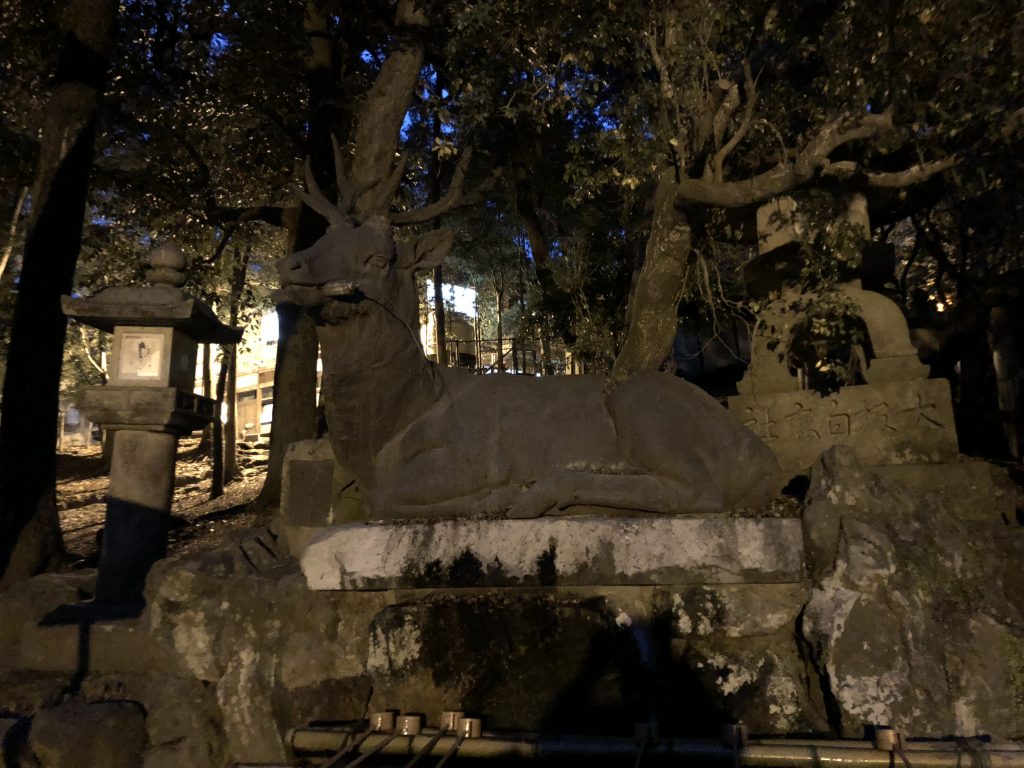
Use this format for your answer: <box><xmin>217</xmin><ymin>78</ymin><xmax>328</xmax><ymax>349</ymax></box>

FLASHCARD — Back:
<box><xmin>728</xmin><ymin>378</ymin><xmax>958</xmax><ymax>472</ymax></box>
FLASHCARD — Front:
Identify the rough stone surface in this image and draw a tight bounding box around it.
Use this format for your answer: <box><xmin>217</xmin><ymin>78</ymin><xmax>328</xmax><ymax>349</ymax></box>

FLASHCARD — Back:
<box><xmin>3</xmin><ymin>450</ymin><xmax>1022</xmax><ymax>767</ymax></box>
<box><xmin>0</xmin><ymin>568</ymin><xmax>179</xmax><ymax>678</ymax></box>
<box><xmin>364</xmin><ymin>593</ymin><xmax>648</xmax><ymax>733</ymax></box>
<box><xmin>668</xmin><ymin>584</ymin><xmax>808</xmax><ymax>639</ymax></box>
<box><xmin>800</xmin><ymin>446</ymin><xmax>1024</xmax><ymax>738</ymax></box>
<box><xmin>81</xmin><ymin>673</ymin><xmax>224</xmax><ymax>768</ymax></box>
<box><xmin>872</xmin><ymin>460</ymin><xmax>1019</xmax><ymax>523</ymax></box>
<box><xmin>26</xmin><ymin>701</ymin><xmax>147</xmax><ymax>768</ymax></box>
<box><xmin>679</xmin><ymin>632</ymin><xmax>827</xmax><ymax>734</ymax></box>
<box><xmin>0</xmin><ymin>671</ymin><xmax>71</xmax><ymax>717</ymax></box>
<box><xmin>301</xmin><ymin>516</ymin><xmax>804</xmax><ymax>590</ymax></box>
<box><xmin>666</xmin><ymin>584</ymin><xmax>826</xmax><ymax>734</ymax></box>
<box><xmin>730</xmin><ymin>378</ymin><xmax>958</xmax><ymax>471</ymax></box>
<box><xmin>754</xmin><ymin>194</ymin><xmax>869</xmax><ymax>257</ymax></box>
<box><xmin>142</xmin><ymin>541</ymin><xmax>388</xmax><ymax>763</ymax></box>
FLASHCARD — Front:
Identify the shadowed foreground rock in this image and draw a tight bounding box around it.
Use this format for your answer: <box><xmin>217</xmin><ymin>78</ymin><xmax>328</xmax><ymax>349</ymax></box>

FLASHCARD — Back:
<box><xmin>0</xmin><ymin>452</ymin><xmax>1020</xmax><ymax>765</ymax></box>
<box><xmin>800</xmin><ymin>447</ymin><xmax>1024</xmax><ymax>737</ymax></box>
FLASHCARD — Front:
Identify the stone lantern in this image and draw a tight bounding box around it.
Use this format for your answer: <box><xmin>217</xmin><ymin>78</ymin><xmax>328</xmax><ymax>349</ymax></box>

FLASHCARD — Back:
<box><xmin>61</xmin><ymin>244</ymin><xmax>242</xmax><ymax>605</ymax></box>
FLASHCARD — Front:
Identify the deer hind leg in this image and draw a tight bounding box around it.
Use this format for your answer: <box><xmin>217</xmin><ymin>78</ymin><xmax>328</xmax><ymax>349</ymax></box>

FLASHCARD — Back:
<box><xmin>505</xmin><ymin>469</ymin><xmax>724</xmax><ymax>519</ymax></box>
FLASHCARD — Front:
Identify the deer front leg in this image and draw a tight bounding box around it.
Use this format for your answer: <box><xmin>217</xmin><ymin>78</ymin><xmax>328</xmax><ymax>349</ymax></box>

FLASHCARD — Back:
<box><xmin>505</xmin><ymin>469</ymin><xmax>724</xmax><ymax>519</ymax></box>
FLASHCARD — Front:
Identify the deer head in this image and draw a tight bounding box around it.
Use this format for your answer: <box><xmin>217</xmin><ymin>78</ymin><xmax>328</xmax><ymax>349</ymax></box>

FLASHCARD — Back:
<box><xmin>276</xmin><ymin>140</ymin><xmax>455</xmax><ymax>324</ymax></box>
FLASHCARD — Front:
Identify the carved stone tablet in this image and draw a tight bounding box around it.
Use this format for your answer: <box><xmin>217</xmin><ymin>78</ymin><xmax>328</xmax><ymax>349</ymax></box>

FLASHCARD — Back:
<box><xmin>728</xmin><ymin>378</ymin><xmax>958</xmax><ymax>471</ymax></box>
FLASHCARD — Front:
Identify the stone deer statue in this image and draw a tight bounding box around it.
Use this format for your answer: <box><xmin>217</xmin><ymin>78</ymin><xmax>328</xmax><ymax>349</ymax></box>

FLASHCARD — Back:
<box><xmin>276</xmin><ymin>155</ymin><xmax>781</xmax><ymax>521</ymax></box>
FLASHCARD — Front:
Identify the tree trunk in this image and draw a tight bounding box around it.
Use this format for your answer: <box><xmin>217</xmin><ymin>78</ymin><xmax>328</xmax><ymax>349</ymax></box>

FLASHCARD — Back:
<box><xmin>0</xmin><ymin>0</ymin><xmax>118</xmax><ymax>586</ymax></box>
<box><xmin>0</xmin><ymin>185</ymin><xmax>28</xmax><ymax>280</ymax></box>
<box><xmin>219</xmin><ymin>246</ymin><xmax>250</xmax><ymax>484</ymax></box>
<box><xmin>224</xmin><ymin>338</ymin><xmax>240</xmax><ymax>481</ymax></box>
<box><xmin>609</xmin><ymin>170</ymin><xmax>692</xmax><ymax>385</ymax></box>
<box><xmin>210</xmin><ymin>350</ymin><xmax>227</xmax><ymax>499</ymax></box>
<box><xmin>433</xmin><ymin>264</ymin><xmax>448</xmax><ymax>365</ymax></box>
<box><xmin>252</xmin><ymin>303</ymin><xmax>318</xmax><ymax>511</ymax></box>
<box><xmin>515</xmin><ymin>190</ymin><xmax>573</xmax><ymax>343</ymax></box>
<box><xmin>495</xmin><ymin>289</ymin><xmax>506</xmax><ymax>372</ymax></box>
<box><xmin>197</xmin><ymin>343</ymin><xmax>213</xmax><ymax>455</ymax></box>
<box><xmin>539</xmin><ymin>316</ymin><xmax>554</xmax><ymax>375</ymax></box>
<box><xmin>989</xmin><ymin>305</ymin><xmax>1021</xmax><ymax>459</ymax></box>
<box><xmin>430</xmin><ymin>109</ymin><xmax>448</xmax><ymax>366</ymax></box>
<box><xmin>252</xmin><ymin>0</ymin><xmax>342</xmax><ymax>512</ymax></box>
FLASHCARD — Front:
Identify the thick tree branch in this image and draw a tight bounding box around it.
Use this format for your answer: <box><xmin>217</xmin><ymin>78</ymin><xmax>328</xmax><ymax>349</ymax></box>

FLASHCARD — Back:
<box><xmin>676</xmin><ymin>109</ymin><xmax>953</xmax><ymax>208</ymax></box>
<box><xmin>676</xmin><ymin>163</ymin><xmax>798</xmax><ymax>207</ymax></box>
<box><xmin>794</xmin><ymin>110</ymin><xmax>893</xmax><ymax>178</ymax></box>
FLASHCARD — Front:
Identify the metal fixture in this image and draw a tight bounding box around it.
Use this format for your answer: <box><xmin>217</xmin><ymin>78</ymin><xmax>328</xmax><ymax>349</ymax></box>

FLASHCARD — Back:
<box><xmin>284</xmin><ymin>726</ymin><xmax>1024</xmax><ymax>767</ymax></box>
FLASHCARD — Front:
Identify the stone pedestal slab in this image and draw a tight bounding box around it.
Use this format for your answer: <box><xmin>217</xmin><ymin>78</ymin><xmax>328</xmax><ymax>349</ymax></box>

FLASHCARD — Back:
<box><xmin>728</xmin><ymin>378</ymin><xmax>958</xmax><ymax>472</ymax></box>
<box><xmin>301</xmin><ymin>516</ymin><xmax>804</xmax><ymax>591</ymax></box>
<box><xmin>278</xmin><ymin>439</ymin><xmax>365</xmax><ymax>556</ymax></box>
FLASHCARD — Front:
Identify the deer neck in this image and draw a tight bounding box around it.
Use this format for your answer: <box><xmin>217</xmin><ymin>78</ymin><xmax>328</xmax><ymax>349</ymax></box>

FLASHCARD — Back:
<box><xmin>316</xmin><ymin>305</ymin><xmax>443</xmax><ymax>481</ymax></box>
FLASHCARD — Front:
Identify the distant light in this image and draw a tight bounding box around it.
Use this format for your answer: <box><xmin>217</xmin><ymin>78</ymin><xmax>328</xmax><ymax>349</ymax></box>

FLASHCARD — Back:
<box><xmin>426</xmin><ymin>283</ymin><xmax>477</xmax><ymax>316</ymax></box>
<box><xmin>936</xmin><ymin>302</ymin><xmax>946</xmax><ymax>312</ymax></box>
<box><xmin>261</xmin><ymin>313</ymin><xmax>279</xmax><ymax>342</ymax></box>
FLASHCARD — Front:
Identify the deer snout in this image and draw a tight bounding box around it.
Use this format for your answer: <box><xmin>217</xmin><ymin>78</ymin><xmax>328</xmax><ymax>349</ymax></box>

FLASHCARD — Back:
<box><xmin>276</xmin><ymin>252</ymin><xmax>314</xmax><ymax>286</ymax></box>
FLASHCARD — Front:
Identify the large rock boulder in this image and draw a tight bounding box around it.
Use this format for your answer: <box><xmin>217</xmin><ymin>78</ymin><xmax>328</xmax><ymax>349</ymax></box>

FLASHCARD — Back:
<box><xmin>364</xmin><ymin>593</ymin><xmax>644</xmax><ymax>733</ymax></box>
<box><xmin>24</xmin><ymin>701</ymin><xmax>146</xmax><ymax>768</ymax></box>
<box><xmin>800</xmin><ymin>447</ymin><xmax>1024</xmax><ymax>738</ymax></box>
<box><xmin>143</xmin><ymin>539</ymin><xmax>386</xmax><ymax>763</ymax></box>
<box><xmin>668</xmin><ymin>584</ymin><xmax>829</xmax><ymax>734</ymax></box>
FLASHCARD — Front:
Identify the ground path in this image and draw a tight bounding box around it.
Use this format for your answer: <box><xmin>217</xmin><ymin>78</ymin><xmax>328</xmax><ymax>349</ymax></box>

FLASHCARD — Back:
<box><xmin>56</xmin><ymin>437</ymin><xmax>267</xmax><ymax>567</ymax></box>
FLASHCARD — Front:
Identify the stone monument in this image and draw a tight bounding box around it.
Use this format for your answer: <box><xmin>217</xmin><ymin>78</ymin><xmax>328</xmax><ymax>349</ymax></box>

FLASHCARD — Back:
<box><xmin>274</xmin><ymin>160</ymin><xmax>783</xmax><ymax>524</ymax></box>
<box><xmin>728</xmin><ymin>193</ymin><xmax>959</xmax><ymax>472</ymax></box>
<box><xmin>61</xmin><ymin>244</ymin><xmax>242</xmax><ymax>605</ymax></box>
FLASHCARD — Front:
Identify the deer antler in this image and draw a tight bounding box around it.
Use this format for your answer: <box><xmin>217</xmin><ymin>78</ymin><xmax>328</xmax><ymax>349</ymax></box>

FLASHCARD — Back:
<box><xmin>292</xmin><ymin>136</ymin><xmax>377</xmax><ymax>227</ymax></box>
<box><xmin>291</xmin><ymin>156</ymin><xmax>350</xmax><ymax>227</ymax></box>
<box><xmin>392</xmin><ymin>148</ymin><xmax>499</xmax><ymax>225</ymax></box>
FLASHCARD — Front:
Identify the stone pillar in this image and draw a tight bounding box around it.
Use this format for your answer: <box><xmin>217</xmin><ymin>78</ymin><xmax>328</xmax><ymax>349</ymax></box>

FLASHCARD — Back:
<box><xmin>62</xmin><ymin>243</ymin><xmax>242</xmax><ymax>610</ymax></box>
<box><xmin>95</xmin><ymin>430</ymin><xmax>178</xmax><ymax>603</ymax></box>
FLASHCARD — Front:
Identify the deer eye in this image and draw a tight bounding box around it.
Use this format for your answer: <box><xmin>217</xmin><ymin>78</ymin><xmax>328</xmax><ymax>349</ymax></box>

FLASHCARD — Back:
<box><xmin>365</xmin><ymin>254</ymin><xmax>388</xmax><ymax>270</ymax></box>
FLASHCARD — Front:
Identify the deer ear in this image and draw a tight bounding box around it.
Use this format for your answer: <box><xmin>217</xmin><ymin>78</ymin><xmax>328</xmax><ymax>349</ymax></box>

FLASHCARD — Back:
<box><xmin>398</xmin><ymin>228</ymin><xmax>453</xmax><ymax>271</ymax></box>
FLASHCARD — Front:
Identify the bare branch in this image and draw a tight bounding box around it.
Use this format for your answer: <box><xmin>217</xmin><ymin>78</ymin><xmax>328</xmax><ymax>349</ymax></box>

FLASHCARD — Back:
<box><xmin>1001</xmin><ymin>107</ymin><xmax>1024</xmax><ymax>140</ymax></box>
<box><xmin>643</xmin><ymin>26</ymin><xmax>684</xmax><ymax>151</ymax></box>
<box><xmin>644</xmin><ymin>29</ymin><xmax>675</xmax><ymax>104</ymax></box>
<box><xmin>712</xmin><ymin>80</ymin><xmax>740</xmax><ymax>152</ymax></box>
<box><xmin>331</xmin><ymin>134</ymin><xmax>354</xmax><ymax>213</ymax></box>
<box><xmin>712</xmin><ymin>61</ymin><xmax>757</xmax><ymax>182</ymax></box>
<box><xmin>758</xmin><ymin>118</ymin><xmax>789</xmax><ymax>165</ymax></box>
<box><xmin>863</xmin><ymin>155</ymin><xmax>958</xmax><ymax>187</ymax></box>
<box><xmin>818</xmin><ymin>160</ymin><xmax>861</xmax><ymax>179</ymax></box>
<box><xmin>677</xmin><ymin>109</ymin><xmax>908</xmax><ymax>208</ymax></box>
<box><xmin>200</xmin><ymin>220</ymin><xmax>239</xmax><ymax>266</ymax></box>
